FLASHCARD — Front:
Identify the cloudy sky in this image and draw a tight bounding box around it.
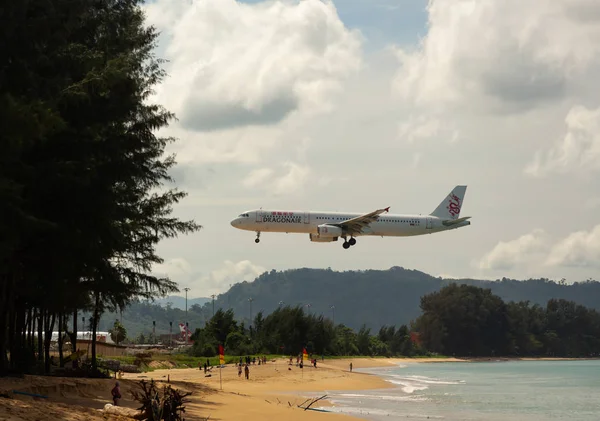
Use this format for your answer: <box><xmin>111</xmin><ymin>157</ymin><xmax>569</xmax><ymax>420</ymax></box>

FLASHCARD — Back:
<box><xmin>144</xmin><ymin>0</ymin><xmax>600</xmax><ymax>297</ymax></box>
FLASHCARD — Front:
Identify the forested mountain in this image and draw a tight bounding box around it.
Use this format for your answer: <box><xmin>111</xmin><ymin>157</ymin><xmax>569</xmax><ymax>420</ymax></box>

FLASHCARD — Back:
<box><xmin>106</xmin><ymin>267</ymin><xmax>600</xmax><ymax>338</ymax></box>
<box><xmin>188</xmin><ymin>285</ymin><xmax>600</xmax><ymax>358</ymax></box>
<box><xmin>206</xmin><ymin>267</ymin><xmax>599</xmax><ymax>331</ymax></box>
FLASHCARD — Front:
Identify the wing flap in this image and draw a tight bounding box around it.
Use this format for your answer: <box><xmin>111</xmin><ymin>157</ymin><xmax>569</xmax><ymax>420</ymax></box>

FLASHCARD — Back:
<box><xmin>335</xmin><ymin>207</ymin><xmax>390</xmax><ymax>235</ymax></box>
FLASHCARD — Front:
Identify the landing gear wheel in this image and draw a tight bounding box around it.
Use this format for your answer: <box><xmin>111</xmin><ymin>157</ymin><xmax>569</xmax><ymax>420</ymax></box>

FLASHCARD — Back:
<box><xmin>342</xmin><ymin>241</ymin><xmax>350</xmax><ymax>249</ymax></box>
<box><xmin>348</xmin><ymin>238</ymin><xmax>356</xmax><ymax>246</ymax></box>
<box><xmin>255</xmin><ymin>238</ymin><xmax>260</xmax><ymax>243</ymax></box>
<box><xmin>255</xmin><ymin>231</ymin><xmax>261</xmax><ymax>244</ymax></box>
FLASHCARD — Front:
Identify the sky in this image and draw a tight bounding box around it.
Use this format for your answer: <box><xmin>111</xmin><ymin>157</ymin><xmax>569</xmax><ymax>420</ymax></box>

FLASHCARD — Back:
<box><xmin>142</xmin><ymin>0</ymin><xmax>600</xmax><ymax>298</ymax></box>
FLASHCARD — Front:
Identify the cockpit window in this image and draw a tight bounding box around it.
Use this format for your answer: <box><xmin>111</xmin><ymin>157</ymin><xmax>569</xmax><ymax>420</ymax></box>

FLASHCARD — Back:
<box><xmin>238</xmin><ymin>213</ymin><xmax>250</xmax><ymax>217</ymax></box>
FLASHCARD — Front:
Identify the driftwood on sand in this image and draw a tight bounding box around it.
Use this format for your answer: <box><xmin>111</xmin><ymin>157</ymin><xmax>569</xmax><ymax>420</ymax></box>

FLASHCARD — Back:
<box><xmin>297</xmin><ymin>394</ymin><xmax>330</xmax><ymax>412</ymax></box>
<box><xmin>102</xmin><ymin>403</ymin><xmax>146</xmax><ymax>419</ymax></box>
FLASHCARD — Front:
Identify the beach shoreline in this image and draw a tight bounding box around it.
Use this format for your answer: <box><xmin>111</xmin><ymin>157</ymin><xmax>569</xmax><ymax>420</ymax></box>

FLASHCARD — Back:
<box><xmin>1</xmin><ymin>356</ymin><xmax>598</xmax><ymax>420</ymax></box>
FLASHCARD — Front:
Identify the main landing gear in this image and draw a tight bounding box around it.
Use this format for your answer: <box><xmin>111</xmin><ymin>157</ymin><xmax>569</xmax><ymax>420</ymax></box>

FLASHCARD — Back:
<box><xmin>255</xmin><ymin>231</ymin><xmax>261</xmax><ymax>243</ymax></box>
<box><xmin>342</xmin><ymin>237</ymin><xmax>357</xmax><ymax>249</ymax></box>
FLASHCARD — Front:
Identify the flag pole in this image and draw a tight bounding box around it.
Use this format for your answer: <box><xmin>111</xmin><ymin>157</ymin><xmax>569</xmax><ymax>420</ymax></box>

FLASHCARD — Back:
<box><xmin>218</xmin><ymin>344</ymin><xmax>224</xmax><ymax>390</ymax></box>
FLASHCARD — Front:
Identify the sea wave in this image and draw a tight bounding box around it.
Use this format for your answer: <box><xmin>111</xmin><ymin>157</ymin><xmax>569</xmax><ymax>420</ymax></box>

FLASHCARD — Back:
<box><xmin>317</xmin><ymin>405</ymin><xmax>444</xmax><ymax>419</ymax></box>
<box><xmin>385</xmin><ymin>374</ymin><xmax>465</xmax><ymax>393</ymax></box>
<box><xmin>333</xmin><ymin>392</ymin><xmax>428</xmax><ymax>402</ymax></box>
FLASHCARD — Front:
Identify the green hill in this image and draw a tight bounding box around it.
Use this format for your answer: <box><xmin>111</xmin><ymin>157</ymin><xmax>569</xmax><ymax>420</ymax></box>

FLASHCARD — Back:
<box><xmin>95</xmin><ymin>267</ymin><xmax>600</xmax><ymax>339</ymax></box>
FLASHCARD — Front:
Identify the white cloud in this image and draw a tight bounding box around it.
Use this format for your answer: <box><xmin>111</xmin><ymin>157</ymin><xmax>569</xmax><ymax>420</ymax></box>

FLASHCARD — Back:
<box><xmin>393</xmin><ymin>0</ymin><xmax>600</xmax><ymax>113</ymax></box>
<box><xmin>147</xmin><ymin>0</ymin><xmax>362</xmax><ymax>132</ymax></box>
<box><xmin>243</xmin><ymin>161</ymin><xmax>311</xmax><ymax>195</ymax></box>
<box><xmin>397</xmin><ymin>114</ymin><xmax>459</xmax><ymax>144</ymax></box>
<box><xmin>153</xmin><ymin>257</ymin><xmax>193</xmax><ymax>280</ymax></box>
<box><xmin>272</xmin><ymin>162</ymin><xmax>311</xmax><ymax>195</ymax></box>
<box><xmin>243</xmin><ymin>168</ymin><xmax>275</xmax><ymax>188</ymax></box>
<box><xmin>199</xmin><ymin>260</ymin><xmax>266</xmax><ymax>296</ymax></box>
<box><xmin>479</xmin><ymin>225</ymin><xmax>600</xmax><ymax>273</ymax></box>
<box><xmin>546</xmin><ymin>224</ymin><xmax>600</xmax><ymax>268</ymax></box>
<box><xmin>143</xmin><ymin>0</ymin><xmax>600</xmax><ymax>290</ymax></box>
<box><xmin>525</xmin><ymin>105</ymin><xmax>600</xmax><ymax>176</ymax></box>
<box><xmin>153</xmin><ymin>258</ymin><xmax>266</xmax><ymax>297</ymax></box>
<box><xmin>479</xmin><ymin>229</ymin><xmax>550</xmax><ymax>270</ymax></box>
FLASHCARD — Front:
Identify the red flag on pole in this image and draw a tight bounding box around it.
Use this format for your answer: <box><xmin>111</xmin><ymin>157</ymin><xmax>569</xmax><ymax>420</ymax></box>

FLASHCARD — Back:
<box><xmin>219</xmin><ymin>344</ymin><xmax>225</xmax><ymax>365</ymax></box>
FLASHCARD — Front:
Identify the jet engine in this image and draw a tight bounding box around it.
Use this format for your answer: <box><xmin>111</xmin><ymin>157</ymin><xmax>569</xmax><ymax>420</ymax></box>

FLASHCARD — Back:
<box><xmin>309</xmin><ymin>233</ymin><xmax>338</xmax><ymax>242</ymax></box>
<box><xmin>317</xmin><ymin>224</ymin><xmax>343</xmax><ymax>237</ymax></box>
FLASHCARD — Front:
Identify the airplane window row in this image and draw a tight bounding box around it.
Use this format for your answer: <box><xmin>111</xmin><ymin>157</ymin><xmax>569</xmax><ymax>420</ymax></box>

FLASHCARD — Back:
<box><xmin>314</xmin><ymin>216</ymin><xmax>420</xmax><ymax>224</ymax></box>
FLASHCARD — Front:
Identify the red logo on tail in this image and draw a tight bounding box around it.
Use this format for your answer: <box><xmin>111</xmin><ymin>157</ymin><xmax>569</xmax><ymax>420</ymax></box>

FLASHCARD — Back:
<box><xmin>446</xmin><ymin>194</ymin><xmax>461</xmax><ymax>217</ymax></box>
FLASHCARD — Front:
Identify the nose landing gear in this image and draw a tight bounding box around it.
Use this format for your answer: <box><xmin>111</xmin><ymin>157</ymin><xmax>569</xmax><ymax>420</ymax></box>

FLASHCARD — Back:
<box><xmin>255</xmin><ymin>231</ymin><xmax>261</xmax><ymax>243</ymax></box>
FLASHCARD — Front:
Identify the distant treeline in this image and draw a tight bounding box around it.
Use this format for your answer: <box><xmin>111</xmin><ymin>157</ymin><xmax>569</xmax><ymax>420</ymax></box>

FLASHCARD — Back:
<box><xmin>189</xmin><ymin>305</ymin><xmax>420</xmax><ymax>358</ymax></box>
<box><xmin>190</xmin><ymin>284</ymin><xmax>600</xmax><ymax>358</ymax></box>
<box><xmin>415</xmin><ymin>284</ymin><xmax>600</xmax><ymax>358</ymax></box>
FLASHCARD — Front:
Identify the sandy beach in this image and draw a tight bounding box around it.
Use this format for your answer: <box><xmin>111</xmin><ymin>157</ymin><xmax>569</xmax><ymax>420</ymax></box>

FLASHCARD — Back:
<box><xmin>123</xmin><ymin>357</ymin><xmax>404</xmax><ymax>420</ymax></box>
<box><xmin>2</xmin><ymin>355</ymin><xmax>575</xmax><ymax>420</ymax></box>
<box><xmin>0</xmin><ymin>357</ymin><xmax>443</xmax><ymax>420</ymax></box>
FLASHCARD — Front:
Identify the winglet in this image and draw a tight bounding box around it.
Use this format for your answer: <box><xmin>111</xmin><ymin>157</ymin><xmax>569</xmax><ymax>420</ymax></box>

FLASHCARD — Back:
<box><xmin>384</xmin><ymin>206</ymin><xmax>390</xmax><ymax>212</ymax></box>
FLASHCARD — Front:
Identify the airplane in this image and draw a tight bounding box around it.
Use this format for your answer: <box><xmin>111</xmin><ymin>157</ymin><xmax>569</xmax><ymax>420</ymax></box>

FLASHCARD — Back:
<box><xmin>230</xmin><ymin>185</ymin><xmax>471</xmax><ymax>249</ymax></box>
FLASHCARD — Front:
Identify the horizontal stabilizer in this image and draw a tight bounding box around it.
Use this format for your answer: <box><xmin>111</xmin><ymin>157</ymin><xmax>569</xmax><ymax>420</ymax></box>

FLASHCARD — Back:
<box><xmin>442</xmin><ymin>216</ymin><xmax>471</xmax><ymax>226</ymax></box>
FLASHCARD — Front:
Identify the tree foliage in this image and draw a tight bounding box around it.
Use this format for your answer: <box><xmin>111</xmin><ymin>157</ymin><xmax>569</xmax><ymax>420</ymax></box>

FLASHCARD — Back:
<box><xmin>109</xmin><ymin>320</ymin><xmax>127</xmax><ymax>345</ymax></box>
<box><xmin>186</xmin><ymin>285</ymin><xmax>600</xmax><ymax>359</ymax></box>
<box><xmin>189</xmin><ymin>305</ymin><xmax>420</xmax><ymax>358</ymax></box>
<box><xmin>415</xmin><ymin>284</ymin><xmax>600</xmax><ymax>357</ymax></box>
<box><xmin>0</xmin><ymin>0</ymin><xmax>199</xmax><ymax>375</ymax></box>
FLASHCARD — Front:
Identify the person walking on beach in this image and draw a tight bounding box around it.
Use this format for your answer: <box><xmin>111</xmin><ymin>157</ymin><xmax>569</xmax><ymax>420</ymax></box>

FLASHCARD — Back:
<box><xmin>111</xmin><ymin>381</ymin><xmax>122</xmax><ymax>406</ymax></box>
<box><xmin>244</xmin><ymin>364</ymin><xmax>250</xmax><ymax>380</ymax></box>
<box><xmin>349</xmin><ymin>362</ymin><xmax>352</xmax><ymax>372</ymax></box>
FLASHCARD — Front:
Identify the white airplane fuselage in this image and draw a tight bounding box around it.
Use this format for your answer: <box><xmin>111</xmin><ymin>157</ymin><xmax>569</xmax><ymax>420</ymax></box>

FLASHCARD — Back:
<box><xmin>230</xmin><ymin>185</ymin><xmax>471</xmax><ymax>248</ymax></box>
<box><xmin>231</xmin><ymin>210</ymin><xmax>468</xmax><ymax>237</ymax></box>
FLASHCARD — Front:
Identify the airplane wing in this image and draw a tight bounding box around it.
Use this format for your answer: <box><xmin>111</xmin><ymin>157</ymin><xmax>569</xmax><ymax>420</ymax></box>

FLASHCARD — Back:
<box><xmin>442</xmin><ymin>216</ymin><xmax>471</xmax><ymax>226</ymax></box>
<box><xmin>334</xmin><ymin>207</ymin><xmax>390</xmax><ymax>235</ymax></box>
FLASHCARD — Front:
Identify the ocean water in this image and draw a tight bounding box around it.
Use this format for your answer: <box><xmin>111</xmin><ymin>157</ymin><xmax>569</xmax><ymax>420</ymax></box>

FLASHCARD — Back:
<box><xmin>318</xmin><ymin>360</ymin><xmax>600</xmax><ymax>420</ymax></box>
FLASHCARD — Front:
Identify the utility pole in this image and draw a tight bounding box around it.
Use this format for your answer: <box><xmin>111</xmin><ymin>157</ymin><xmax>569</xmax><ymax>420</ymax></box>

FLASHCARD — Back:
<box><xmin>211</xmin><ymin>294</ymin><xmax>216</xmax><ymax>318</ymax></box>
<box><xmin>331</xmin><ymin>305</ymin><xmax>335</xmax><ymax>325</ymax></box>
<box><xmin>184</xmin><ymin>287</ymin><xmax>190</xmax><ymax>344</ymax></box>
<box><xmin>169</xmin><ymin>321</ymin><xmax>172</xmax><ymax>347</ymax></box>
<box><xmin>248</xmin><ymin>297</ymin><xmax>253</xmax><ymax>326</ymax></box>
<box><xmin>152</xmin><ymin>320</ymin><xmax>156</xmax><ymax>344</ymax></box>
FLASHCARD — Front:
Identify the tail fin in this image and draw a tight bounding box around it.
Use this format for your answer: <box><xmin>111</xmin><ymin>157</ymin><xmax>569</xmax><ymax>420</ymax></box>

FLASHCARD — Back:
<box><xmin>430</xmin><ymin>185</ymin><xmax>467</xmax><ymax>220</ymax></box>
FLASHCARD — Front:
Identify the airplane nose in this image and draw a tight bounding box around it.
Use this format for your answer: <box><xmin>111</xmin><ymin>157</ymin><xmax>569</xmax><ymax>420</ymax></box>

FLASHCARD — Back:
<box><xmin>230</xmin><ymin>218</ymin><xmax>237</xmax><ymax>226</ymax></box>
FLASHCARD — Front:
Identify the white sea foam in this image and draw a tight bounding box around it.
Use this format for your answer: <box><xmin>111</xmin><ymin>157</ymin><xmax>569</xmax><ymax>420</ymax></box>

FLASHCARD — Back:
<box><xmin>333</xmin><ymin>392</ymin><xmax>428</xmax><ymax>402</ymax></box>
<box><xmin>383</xmin><ymin>373</ymin><xmax>466</xmax><ymax>393</ymax></box>
<box><xmin>319</xmin><ymin>406</ymin><xmax>444</xmax><ymax>419</ymax></box>
<box><xmin>405</xmin><ymin>375</ymin><xmax>465</xmax><ymax>385</ymax></box>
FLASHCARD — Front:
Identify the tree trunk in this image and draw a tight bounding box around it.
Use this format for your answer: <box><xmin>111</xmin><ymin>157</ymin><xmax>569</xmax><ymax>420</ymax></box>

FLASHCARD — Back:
<box><xmin>91</xmin><ymin>291</ymin><xmax>100</xmax><ymax>370</ymax></box>
<box><xmin>37</xmin><ymin>309</ymin><xmax>43</xmax><ymax>363</ymax></box>
<box><xmin>29</xmin><ymin>309</ymin><xmax>36</xmax><ymax>362</ymax></box>
<box><xmin>71</xmin><ymin>309</ymin><xmax>78</xmax><ymax>369</ymax></box>
<box><xmin>43</xmin><ymin>312</ymin><xmax>56</xmax><ymax>374</ymax></box>
<box><xmin>58</xmin><ymin>313</ymin><xmax>64</xmax><ymax>367</ymax></box>
<box><xmin>0</xmin><ymin>272</ymin><xmax>16</xmax><ymax>375</ymax></box>
<box><xmin>71</xmin><ymin>309</ymin><xmax>78</xmax><ymax>353</ymax></box>
<box><xmin>7</xmin><ymin>298</ymin><xmax>17</xmax><ymax>371</ymax></box>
